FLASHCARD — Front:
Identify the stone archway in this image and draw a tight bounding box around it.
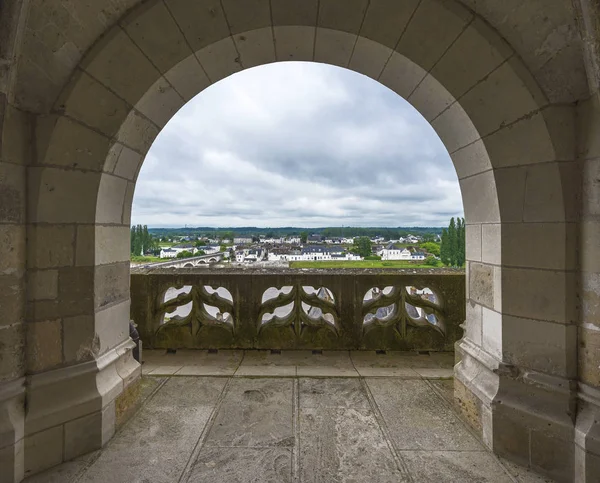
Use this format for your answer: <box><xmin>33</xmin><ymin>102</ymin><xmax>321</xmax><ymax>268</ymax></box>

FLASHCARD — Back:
<box><xmin>1</xmin><ymin>1</ymin><xmax>597</xmax><ymax>482</ymax></box>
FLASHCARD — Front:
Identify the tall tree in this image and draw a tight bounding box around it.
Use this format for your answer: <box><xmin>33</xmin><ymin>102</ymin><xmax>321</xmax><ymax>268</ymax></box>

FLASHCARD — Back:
<box><xmin>440</xmin><ymin>228</ymin><xmax>450</xmax><ymax>265</ymax></box>
<box><xmin>353</xmin><ymin>237</ymin><xmax>372</xmax><ymax>258</ymax></box>
<box><xmin>457</xmin><ymin>218</ymin><xmax>466</xmax><ymax>267</ymax></box>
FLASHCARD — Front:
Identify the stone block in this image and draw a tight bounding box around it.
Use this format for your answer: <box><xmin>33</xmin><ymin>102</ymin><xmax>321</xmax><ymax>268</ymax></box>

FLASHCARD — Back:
<box><xmin>408</xmin><ymin>73</ymin><xmax>455</xmax><ymax>122</ymax></box>
<box><xmin>115</xmin><ymin>110</ymin><xmax>159</xmax><ymax>155</ymax></box>
<box><xmin>579</xmin><ymin>326</ymin><xmax>600</xmax><ymax>387</ymax></box>
<box><xmin>1</xmin><ymin>104</ymin><xmax>30</xmax><ymax>166</ymax></box>
<box><xmin>96</xmin><ymin>175</ymin><xmax>128</xmax><ymax>225</ymax></box>
<box><xmin>134</xmin><ymin>77</ymin><xmax>184</xmax><ymax>129</ymax></box>
<box><xmin>233</xmin><ymin>28</ymin><xmax>276</xmax><ymax>69</ymax></box>
<box><xmin>122</xmin><ymin>182</ymin><xmax>136</xmax><ymax>225</ymax></box>
<box><xmin>503</xmin><ymin>315</ymin><xmax>576</xmax><ymax>377</ymax></box>
<box><xmin>465</xmin><ymin>300</ymin><xmax>482</xmax><ymax>346</ymax></box>
<box><xmin>468</xmin><ymin>262</ymin><xmax>494</xmax><ymax>308</ymax></box>
<box><xmin>541</xmin><ymin>104</ymin><xmax>576</xmax><ymax>162</ymax></box>
<box><xmin>28</xmin><ymin>270</ymin><xmax>58</xmax><ymax>301</ymax></box>
<box><xmin>454</xmin><ymin>377</ymin><xmax>483</xmax><ymax>436</ymax></box>
<box><xmin>103</xmin><ymin>142</ymin><xmax>123</xmax><ymax>174</ymax></box>
<box><xmin>95</xmin><ymin>226</ymin><xmax>130</xmax><ymax>266</ymax></box>
<box><xmin>64</xmin><ymin>411</ymin><xmax>103</xmax><ymax>461</ymax></box>
<box><xmin>581</xmin><ymin>273</ymin><xmax>600</xmax><ymax>328</ymax></box>
<box><xmin>94</xmin><ymin>262</ymin><xmax>129</xmax><ymax>310</ymax></box>
<box><xmin>431</xmin><ymin>17</ymin><xmax>512</xmax><ymax>100</ymax></box>
<box><xmin>314</xmin><ymin>28</ymin><xmax>355</xmax><ymax>68</ymax></box>
<box><xmin>502</xmin><ymin>267</ymin><xmax>574</xmax><ymax>324</ymax></box>
<box><xmin>451</xmin><ymin>140</ymin><xmax>492</xmax><ymax>180</ymax></box>
<box><xmin>480</xmin><ymin>223</ymin><xmax>500</xmax><ymax>265</ymax></box>
<box><xmin>465</xmin><ymin>223</ymin><xmax>481</xmax><ymax>262</ymax></box>
<box><xmin>461</xmin><ymin>57</ymin><xmax>547</xmax><ymax>138</ymax></box>
<box><xmin>81</xmin><ymin>26</ymin><xmax>160</xmax><ymax>107</ymax></box>
<box><xmin>501</xmin><ymin>222</ymin><xmax>575</xmax><ymax>270</ymax></box>
<box><xmin>271</xmin><ymin>0</ymin><xmax>318</xmax><ymax>26</ymax></box>
<box><xmin>164</xmin><ymin>55</ymin><xmax>211</xmax><ymax>102</ymax></box>
<box><xmin>359</xmin><ymin>0</ymin><xmax>419</xmax><ymax>49</ymax></box>
<box><xmin>431</xmin><ymin>100</ymin><xmax>480</xmax><ymax>154</ymax></box>
<box><xmin>396</xmin><ymin>0</ymin><xmax>472</xmax><ymax>71</ymax></box>
<box><xmin>580</xmin><ymin>221</ymin><xmax>600</xmax><ymax>273</ymax></box>
<box><xmin>24</xmin><ymin>426</ymin><xmax>63</xmax><ymax>477</ymax></box>
<box><xmin>38</xmin><ymin>116</ymin><xmax>113</xmax><ymax>173</ymax></box>
<box><xmin>57</xmin><ymin>266</ymin><xmax>94</xmax><ymax>317</ymax></box>
<box><xmin>27</xmin><ymin>225</ymin><xmax>74</xmax><ymax>269</ymax></box>
<box><xmin>27</xmin><ymin>320</ymin><xmax>62</xmax><ymax>373</ymax></box>
<box><xmin>28</xmin><ymin>167</ymin><xmax>101</xmax><ymax>224</ymax></box>
<box><xmin>53</xmin><ymin>70</ymin><xmax>129</xmax><ymax>138</ymax></box>
<box><xmin>378</xmin><ymin>51</ymin><xmax>427</xmax><ymax>99</ymax></box>
<box><xmin>459</xmin><ymin>171</ymin><xmax>500</xmax><ymax>224</ymax></box>
<box><xmin>164</xmin><ymin>0</ymin><xmax>229</xmax><ymax>52</ymax></box>
<box><xmin>0</xmin><ymin>224</ymin><xmax>25</xmax><ymax>274</ymax></box>
<box><xmin>120</xmin><ymin>0</ymin><xmax>192</xmax><ymax>74</ymax></box>
<box><xmin>222</xmin><ymin>0</ymin><xmax>270</xmax><ymax>34</ymax></box>
<box><xmin>531</xmin><ymin>429</ymin><xmax>574</xmax><ymax>482</ymax></box>
<box><xmin>0</xmin><ymin>162</ymin><xmax>25</xmax><ymax>223</ymax></box>
<box><xmin>494</xmin><ymin>166</ymin><xmax>527</xmax><ymax>222</ymax></box>
<box><xmin>348</xmin><ymin>37</ymin><xmax>391</xmax><ymax>81</ymax></box>
<box><xmin>0</xmin><ymin>274</ymin><xmax>24</xmax><ymax>328</ymax></box>
<box><xmin>273</xmin><ymin>26</ymin><xmax>315</xmax><ymax>62</ymax></box>
<box><xmin>195</xmin><ymin>36</ymin><xmax>241</xmax><ymax>83</ymax></box>
<box><xmin>492</xmin><ymin>408</ymin><xmax>530</xmax><ymax>466</ymax></box>
<box><xmin>0</xmin><ymin>323</ymin><xmax>25</xmax><ymax>380</ymax></box>
<box><xmin>482</xmin><ymin>307</ymin><xmax>502</xmax><ymax>360</ymax></box>
<box><xmin>583</xmin><ymin>159</ymin><xmax>600</xmax><ymax>217</ymax></box>
<box><xmin>62</xmin><ymin>315</ymin><xmax>97</xmax><ymax>365</ymax></box>
<box><xmin>0</xmin><ymin>438</ymin><xmax>24</xmax><ymax>483</ymax></box>
<box><xmin>483</xmin><ymin>113</ymin><xmax>555</xmax><ymax>168</ymax></box>
<box><xmin>523</xmin><ymin>163</ymin><xmax>566</xmax><ymax>222</ymax></box>
<box><xmin>577</xmin><ymin>94</ymin><xmax>600</xmax><ymax>160</ymax></box>
<box><xmin>318</xmin><ymin>0</ymin><xmax>368</xmax><ymax>33</ymax></box>
<box><xmin>113</xmin><ymin>146</ymin><xmax>142</xmax><ymax>181</ymax></box>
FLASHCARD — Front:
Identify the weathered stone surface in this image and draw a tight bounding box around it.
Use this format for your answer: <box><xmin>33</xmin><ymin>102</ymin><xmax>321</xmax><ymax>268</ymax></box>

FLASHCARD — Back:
<box><xmin>299</xmin><ymin>407</ymin><xmax>404</xmax><ymax>482</ymax></box>
<box><xmin>299</xmin><ymin>378</ymin><xmax>369</xmax><ymax>409</ymax></box>
<box><xmin>205</xmin><ymin>378</ymin><xmax>293</xmax><ymax>448</ymax></box>
<box><xmin>400</xmin><ymin>450</ymin><xmax>513</xmax><ymax>483</ymax></box>
<box><xmin>79</xmin><ymin>377</ymin><xmax>226</xmax><ymax>483</ymax></box>
<box><xmin>26</xmin><ymin>320</ymin><xmax>62</xmax><ymax>373</ymax></box>
<box><xmin>367</xmin><ymin>378</ymin><xmax>482</xmax><ymax>450</ymax></box>
<box><xmin>190</xmin><ymin>447</ymin><xmax>292</xmax><ymax>483</ymax></box>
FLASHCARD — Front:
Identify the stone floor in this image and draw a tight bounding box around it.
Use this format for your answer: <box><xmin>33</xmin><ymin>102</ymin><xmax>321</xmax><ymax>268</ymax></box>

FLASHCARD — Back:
<box><xmin>26</xmin><ymin>350</ymin><xmax>554</xmax><ymax>483</ymax></box>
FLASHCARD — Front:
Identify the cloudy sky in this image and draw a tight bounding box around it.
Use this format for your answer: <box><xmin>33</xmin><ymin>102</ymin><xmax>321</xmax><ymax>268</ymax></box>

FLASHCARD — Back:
<box><xmin>132</xmin><ymin>62</ymin><xmax>463</xmax><ymax>228</ymax></box>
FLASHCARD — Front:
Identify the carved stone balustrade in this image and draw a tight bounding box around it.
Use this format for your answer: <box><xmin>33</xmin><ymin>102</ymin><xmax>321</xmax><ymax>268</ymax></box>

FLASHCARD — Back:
<box><xmin>130</xmin><ymin>267</ymin><xmax>465</xmax><ymax>351</ymax></box>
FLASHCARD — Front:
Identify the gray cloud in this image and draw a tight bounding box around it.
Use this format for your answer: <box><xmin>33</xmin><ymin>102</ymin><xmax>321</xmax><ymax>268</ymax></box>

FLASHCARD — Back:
<box><xmin>132</xmin><ymin>62</ymin><xmax>463</xmax><ymax>227</ymax></box>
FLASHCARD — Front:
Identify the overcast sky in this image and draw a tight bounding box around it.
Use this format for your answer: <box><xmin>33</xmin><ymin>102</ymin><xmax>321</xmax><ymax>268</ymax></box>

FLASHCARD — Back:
<box><xmin>132</xmin><ymin>62</ymin><xmax>463</xmax><ymax>228</ymax></box>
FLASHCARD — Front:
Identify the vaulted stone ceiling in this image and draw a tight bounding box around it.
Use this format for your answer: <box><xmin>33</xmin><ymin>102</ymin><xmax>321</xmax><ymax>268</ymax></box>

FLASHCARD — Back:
<box><xmin>3</xmin><ymin>0</ymin><xmax>592</xmax><ymax>114</ymax></box>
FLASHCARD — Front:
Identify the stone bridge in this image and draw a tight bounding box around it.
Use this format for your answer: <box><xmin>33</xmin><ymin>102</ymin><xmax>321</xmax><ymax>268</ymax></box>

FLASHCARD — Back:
<box><xmin>140</xmin><ymin>252</ymin><xmax>226</xmax><ymax>269</ymax></box>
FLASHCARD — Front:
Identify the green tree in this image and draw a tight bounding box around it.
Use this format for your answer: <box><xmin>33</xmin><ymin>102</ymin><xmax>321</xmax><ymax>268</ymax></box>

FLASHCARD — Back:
<box><xmin>176</xmin><ymin>250</ymin><xmax>193</xmax><ymax>259</ymax></box>
<box><xmin>300</xmin><ymin>231</ymin><xmax>308</xmax><ymax>244</ymax></box>
<box><xmin>439</xmin><ymin>217</ymin><xmax>465</xmax><ymax>267</ymax></box>
<box><xmin>352</xmin><ymin>236</ymin><xmax>373</xmax><ymax>258</ymax></box>
<box><xmin>420</xmin><ymin>241</ymin><xmax>440</xmax><ymax>256</ymax></box>
<box><xmin>440</xmin><ymin>228</ymin><xmax>450</xmax><ymax>265</ymax></box>
<box><xmin>425</xmin><ymin>256</ymin><xmax>439</xmax><ymax>267</ymax></box>
<box><xmin>457</xmin><ymin>217</ymin><xmax>466</xmax><ymax>267</ymax></box>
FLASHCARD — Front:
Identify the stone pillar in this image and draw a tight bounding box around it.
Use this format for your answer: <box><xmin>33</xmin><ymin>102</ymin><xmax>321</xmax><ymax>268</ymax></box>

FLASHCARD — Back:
<box><xmin>0</xmin><ymin>1</ymin><xmax>29</xmax><ymax>481</ymax></box>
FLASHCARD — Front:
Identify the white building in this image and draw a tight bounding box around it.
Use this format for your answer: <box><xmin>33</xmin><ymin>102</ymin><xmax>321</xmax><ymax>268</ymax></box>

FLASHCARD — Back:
<box><xmin>379</xmin><ymin>244</ymin><xmax>426</xmax><ymax>261</ymax></box>
<box><xmin>159</xmin><ymin>246</ymin><xmax>199</xmax><ymax>259</ymax></box>
<box><xmin>234</xmin><ymin>237</ymin><xmax>252</xmax><ymax>244</ymax></box>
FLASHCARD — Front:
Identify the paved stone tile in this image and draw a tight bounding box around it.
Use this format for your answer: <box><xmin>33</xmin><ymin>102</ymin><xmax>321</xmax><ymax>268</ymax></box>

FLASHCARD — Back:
<box><xmin>23</xmin><ymin>451</ymin><xmax>99</xmax><ymax>483</ymax></box>
<box><xmin>79</xmin><ymin>378</ymin><xmax>226</xmax><ymax>483</ymax></box>
<box><xmin>147</xmin><ymin>365</ymin><xmax>183</xmax><ymax>375</ymax></box>
<box><xmin>299</xmin><ymin>378</ymin><xmax>370</xmax><ymax>409</ymax></box>
<box><xmin>429</xmin><ymin>351</ymin><xmax>456</xmax><ymax>368</ymax></box>
<box><xmin>366</xmin><ymin>378</ymin><xmax>483</xmax><ymax>451</ymax></box>
<box><xmin>429</xmin><ymin>379</ymin><xmax>455</xmax><ymax>403</ymax></box>
<box><xmin>400</xmin><ymin>451</ymin><xmax>514</xmax><ymax>482</ymax></box>
<box><xmin>299</xmin><ymin>407</ymin><xmax>408</xmax><ymax>483</ymax></box>
<box><xmin>188</xmin><ymin>447</ymin><xmax>292</xmax><ymax>482</ymax></box>
<box><xmin>205</xmin><ymin>378</ymin><xmax>294</xmax><ymax>448</ymax></box>
<box><xmin>235</xmin><ymin>350</ymin><xmax>297</xmax><ymax>376</ymax></box>
<box><xmin>295</xmin><ymin>350</ymin><xmax>359</xmax><ymax>377</ymax></box>
<box><xmin>351</xmin><ymin>351</ymin><xmax>441</xmax><ymax>373</ymax></box>
<box><xmin>174</xmin><ymin>350</ymin><xmax>243</xmax><ymax>376</ymax></box>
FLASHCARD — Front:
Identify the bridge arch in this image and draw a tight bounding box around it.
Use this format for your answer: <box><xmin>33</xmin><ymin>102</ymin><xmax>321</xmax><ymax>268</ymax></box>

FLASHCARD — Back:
<box><xmin>8</xmin><ymin>0</ymin><xmax>589</xmax><ymax>480</ymax></box>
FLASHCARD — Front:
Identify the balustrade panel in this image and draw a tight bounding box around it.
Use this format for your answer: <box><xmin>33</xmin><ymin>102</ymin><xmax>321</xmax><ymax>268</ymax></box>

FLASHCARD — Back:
<box><xmin>131</xmin><ymin>268</ymin><xmax>465</xmax><ymax>351</ymax></box>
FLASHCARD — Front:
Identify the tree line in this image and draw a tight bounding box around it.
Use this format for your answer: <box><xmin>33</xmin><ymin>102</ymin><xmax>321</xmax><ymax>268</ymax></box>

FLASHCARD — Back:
<box><xmin>130</xmin><ymin>225</ymin><xmax>160</xmax><ymax>255</ymax></box>
<box><xmin>440</xmin><ymin>217</ymin><xmax>465</xmax><ymax>267</ymax></box>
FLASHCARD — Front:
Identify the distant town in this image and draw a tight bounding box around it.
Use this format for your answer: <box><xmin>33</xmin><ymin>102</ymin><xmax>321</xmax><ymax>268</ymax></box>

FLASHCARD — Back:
<box><xmin>130</xmin><ymin>222</ymin><xmax>466</xmax><ymax>269</ymax></box>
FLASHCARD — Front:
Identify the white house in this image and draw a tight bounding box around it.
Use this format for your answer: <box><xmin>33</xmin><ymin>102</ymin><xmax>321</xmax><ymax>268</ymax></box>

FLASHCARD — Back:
<box><xmin>159</xmin><ymin>246</ymin><xmax>199</xmax><ymax>259</ymax></box>
<box><xmin>234</xmin><ymin>237</ymin><xmax>252</xmax><ymax>244</ymax></box>
<box><xmin>380</xmin><ymin>244</ymin><xmax>412</xmax><ymax>260</ymax></box>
